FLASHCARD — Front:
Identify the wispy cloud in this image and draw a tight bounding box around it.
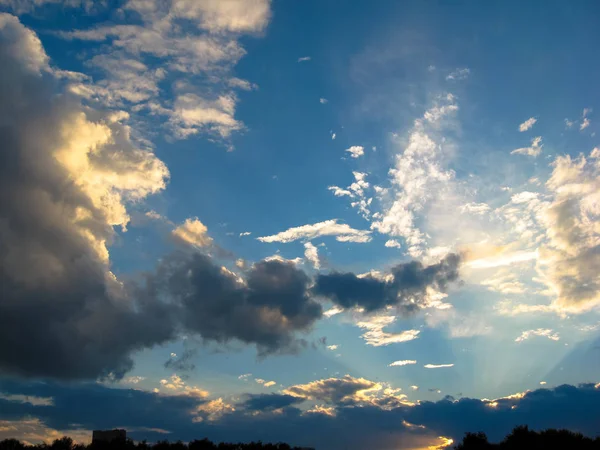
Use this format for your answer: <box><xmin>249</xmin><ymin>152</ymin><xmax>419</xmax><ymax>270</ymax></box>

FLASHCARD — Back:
<box><xmin>297</xmin><ymin>56</ymin><xmax>311</xmax><ymax>62</ymax></box>
<box><xmin>389</xmin><ymin>360</ymin><xmax>417</xmax><ymax>367</ymax></box>
<box><xmin>424</xmin><ymin>363</ymin><xmax>454</xmax><ymax>369</ymax></box>
<box><xmin>446</xmin><ymin>67</ymin><xmax>470</xmax><ymax>81</ymax></box>
<box><xmin>257</xmin><ymin>219</ymin><xmax>371</xmax><ymax>243</ymax></box>
<box><xmin>515</xmin><ymin>329</ymin><xmax>560</xmax><ymax>343</ymax></box>
<box><xmin>511</xmin><ymin>136</ymin><xmax>543</xmax><ymax>157</ymax></box>
<box><xmin>518</xmin><ymin>117</ymin><xmax>537</xmax><ymax>132</ymax></box>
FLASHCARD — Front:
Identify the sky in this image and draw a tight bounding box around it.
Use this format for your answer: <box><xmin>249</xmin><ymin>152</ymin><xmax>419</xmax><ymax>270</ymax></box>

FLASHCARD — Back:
<box><xmin>0</xmin><ymin>0</ymin><xmax>600</xmax><ymax>449</ymax></box>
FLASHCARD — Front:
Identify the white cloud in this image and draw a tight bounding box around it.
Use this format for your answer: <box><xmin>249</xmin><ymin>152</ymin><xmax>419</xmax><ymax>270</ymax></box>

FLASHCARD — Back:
<box><xmin>328</xmin><ymin>186</ymin><xmax>353</xmax><ymax>197</ymax></box>
<box><xmin>297</xmin><ymin>56</ymin><xmax>311</xmax><ymax>62</ymax></box>
<box><xmin>331</xmin><ymin>132</ymin><xmax>336</xmax><ymax>140</ymax></box>
<box><xmin>326</xmin><ymin>345</ymin><xmax>339</xmax><ymax>351</ymax></box>
<box><xmin>460</xmin><ymin>202</ymin><xmax>491</xmax><ymax>215</ymax></box>
<box><xmin>356</xmin><ymin>314</ymin><xmax>420</xmax><ymax>347</ymax></box>
<box><xmin>565</xmin><ymin>118</ymin><xmax>575</xmax><ymax>129</ymax></box>
<box><xmin>263</xmin><ymin>254</ymin><xmax>303</xmax><ymax>265</ymax></box>
<box><xmin>540</xmin><ymin>381</ymin><xmax>547</xmax><ymax>385</ymax></box>
<box><xmin>304</xmin><ymin>242</ymin><xmax>320</xmax><ymax>269</ymax></box>
<box><xmin>519</xmin><ymin>117</ymin><xmax>537</xmax><ymax>132</ymax></box>
<box><xmin>581</xmin><ymin>108</ymin><xmax>592</xmax><ymax>130</ymax></box>
<box><xmin>385</xmin><ymin>239</ymin><xmax>401</xmax><ymax>248</ymax></box>
<box><xmin>238</xmin><ymin>373</ymin><xmax>252</xmax><ymax>380</ymax></box>
<box><xmin>345</xmin><ymin>145</ymin><xmax>365</xmax><ymax>159</ymax></box>
<box><xmin>424</xmin><ymin>363</ymin><xmax>454</xmax><ymax>369</ymax></box>
<box><xmin>515</xmin><ymin>328</ymin><xmax>560</xmax><ymax>343</ymax></box>
<box><xmin>410</xmin><ymin>385</ymin><xmax>419</xmax><ymax>390</ymax></box>
<box><xmin>323</xmin><ymin>306</ymin><xmax>344</xmax><ymax>318</ymax></box>
<box><xmin>329</xmin><ymin>172</ymin><xmax>372</xmax><ymax>219</ymax></box>
<box><xmin>319</xmin><ymin>98</ymin><xmax>328</xmax><ymax>104</ymax></box>
<box><xmin>159</xmin><ymin>374</ymin><xmax>209</xmax><ymax>398</ymax></box>
<box><xmin>255</xmin><ymin>378</ymin><xmax>276</xmax><ymax>387</ymax></box>
<box><xmin>239</xmin><ymin>231</ymin><xmax>252</xmax><ymax>236</ymax></box>
<box><xmin>389</xmin><ymin>360</ymin><xmax>417</xmax><ymax>367</ymax></box>
<box><xmin>172</xmin><ymin>218</ymin><xmax>213</xmax><ymax>248</ymax></box>
<box><xmin>257</xmin><ymin>219</ymin><xmax>371</xmax><ymax>244</ymax></box>
<box><xmin>511</xmin><ymin>136</ymin><xmax>543</xmax><ymax>157</ymax></box>
<box><xmin>125</xmin><ymin>376</ymin><xmax>146</xmax><ymax>384</ymax></box>
<box><xmin>446</xmin><ymin>68</ymin><xmax>470</xmax><ymax>81</ymax></box>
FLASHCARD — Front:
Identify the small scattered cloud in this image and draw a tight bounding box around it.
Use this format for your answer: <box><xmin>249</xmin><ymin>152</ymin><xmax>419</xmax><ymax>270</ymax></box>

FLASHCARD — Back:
<box><xmin>424</xmin><ymin>364</ymin><xmax>454</xmax><ymax>369</ymax></box>
<box><xmin>446</xmin><ymin>68</ymin><xmax>470</xmax><ymax>81</ymax></box>
<box><xmin>519</xmin><ymin>117</ymin><xmax>537</xmax><ymax>132</ymax></box>
<box><xmin>327</xmin><ymin>345</ymin><xmax>339</xmax><ymax>351</ymax></box>
<box><xmin>389</xmin><ymin>360</ymin><xmax>417</xmax><ymax>367</ymax></box>
<box><xmin>125</xmin><ymin>376</ymin><xmax>146</xmax><ymax>384</ymax></box>
<box><xmin>411</xmin><ymin>385</ymin><xmax>419</xmax><ymax>390</ymax></box>
<box><xmin>238</xmin><ymin>373</ymin><xmax>252</xmax><ymax>381</ymax></box>
<box><xmin>565</xmin><ymin>118</ymin><xmax>575</xmax><ymax>129</ymax></box>
<box><xmin>345</xmin><ymin>145</ymin><xmax>365</xmax><ymax>159</ymax></box>
<box><xmin>297</xmin><ymin>56</ymin><xmax>311</xmax><ymax>62</ymax></box>
<box><xmin>239</xmin><ymin>231</ymin><xmax>252</xmax><ymax>236</ymax></box>
<box><xmin>385</xmin><ymin>239</ymin><xmax>401</xmax><ymax>248</ymax></box>
<box><xmin>255</xmin><ymin>378</ymin><xmax>276</xmax><ymax>388</ymax></box>
<box><xmin>580</xmin><ymin>108</ymin><xmax>592</xmax><ymax>130</ymax></box>
<box><xmin>511</xmin><ymin>136</ymin><xmax>543</xmax><ymax>157</ymax></box>
<box><xmin>304</xmin><ymin>242</ymin><xmax>321</xmax><ymax>270</ymax></box>
<box><xmin>172</xmin><ymin>218</ymin><xmax>213</xmax><ymax>248</ymax></box>
<box><xmin>320</xmin><ymin>98</ymin><xmax>328</xmax><ymax>104</ymax></box>
<box><xmin>331</xmin><ymin>132</ymin><xmax>336</xmax><ymax>140</ymax></box>
<box><xmin>515</xmin><ymin>329</ymin><xmax>560</xmax><ymax>343</ymax></box>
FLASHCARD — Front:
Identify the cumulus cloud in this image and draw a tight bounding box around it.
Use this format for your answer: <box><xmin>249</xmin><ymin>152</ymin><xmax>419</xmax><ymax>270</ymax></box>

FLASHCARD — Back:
<box><xmin>313</xmin><ymin>253</ymin><xmax>461</xmax><ymax>313</ymax></box>
<box><xmin>345</xmin><ymin>145</ymin><xmax>365</xmax><ymax>158</ymax></box>
<box><xmin>580</xmin><ymin>108</ymin><xmax>592</xmax><ymax>130</ymax></box>
<box><xmin>519</xmin><ymin>117</ymin><xmax>537</xmax><ymax>132</ymax></box>
<box><xmin>304</xmin><ymin>242</ymin><xmax>321</xmax><ymax>269</ymax></box>
<box><xmin>385</xmin><ymin>239</ymin><xmax>401</xmax><ymax>248</ymax></box>
<box><xmin>257</xmin><ymin>219</ymin><xmax>371</xmax><ymax>244</ymax></box>
<box><xmin>172</xmin><ymin>218</ymin><xmax>213</xmax><ymax>247</ymax></box>
<box><xmin>329</xmin><ymin>172</ymin><xmax>373</xmax><ymax>219</ymax></box>
<box><xmin>4</xmin><ymin>378</ymin><xmax>600</xmax><ymax>450</ymax></box>
<box><xmin>515</xmin><ymin>329</ymin><xmax>560</xmax><ymax>343</ymax></box>
<box><xmin>389</xmin><ymin>360</ymin><xmax>417</xmax><ymax>367</ymax></box>
<box><xmin>50</xmin><ymin>0</ymin><xmax>272</xmax><ymax>143</ymax></box>
<box><xmin>511</xmin><ymin>136</ymin><xmax>543</xmax><ymax>157</ymax></box>
<box><xmin>0</xmin><ymin>14</ymin><xmax>175</xmax><ymax>380</ymax></box>
<box><xmin>141</xmin><ymin>253</ymin><xmax>323</xmax><ymax>357</ymax></box>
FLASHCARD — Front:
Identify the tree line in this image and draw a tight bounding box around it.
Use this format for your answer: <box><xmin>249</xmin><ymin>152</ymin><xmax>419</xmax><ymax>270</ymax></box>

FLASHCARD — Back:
<box><xmin>2</xmin><ymin>426</ymin><xmax>600</xmax><ymax>450</ymax></box>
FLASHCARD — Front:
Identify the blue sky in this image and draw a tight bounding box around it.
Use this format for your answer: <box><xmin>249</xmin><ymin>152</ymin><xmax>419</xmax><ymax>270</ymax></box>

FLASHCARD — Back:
<box><xmin>0</xmin><ymin>1</ymin><xmax>600</xmax><ymax>449</ymax></box>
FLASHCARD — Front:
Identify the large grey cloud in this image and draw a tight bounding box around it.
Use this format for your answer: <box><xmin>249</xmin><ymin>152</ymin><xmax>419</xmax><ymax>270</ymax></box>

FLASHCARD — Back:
<box><xmin>141</xmin><ymin>252</ymin><xmax>323</xmax><ymax>357</ymax></box>
<box><xmin>313</xmin><ymin>253</ymin><xmax>461</xmax><ymax>312</ymax></box>
<box><xmin>0</xmin><ymin>14</ymin><xmax>320</xmax><ymax>381</ymax></box>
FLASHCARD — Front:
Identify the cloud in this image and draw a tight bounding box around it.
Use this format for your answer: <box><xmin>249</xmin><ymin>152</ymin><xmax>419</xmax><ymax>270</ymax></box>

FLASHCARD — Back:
<box><xmin>511</xmin><ymin>136</ymin><xmax>543</xmax><ymax>157</ymax></box>
<box><xmin>0</xmin><ymin>13</ymin><xmax>175</xmax><ymax>380</ymax></box>
<box><xmin>519</xmin><ymin>117</ymin><xmax>537</xmax><ymax>132</ymax></box>
<box><xmin>254</xmin><ymin>379</ymin><xmax>276</xmax><ymax>388</ymax></box>
<box><xmin>385</xmin><ymin>239</ymin><xmax>401</xmax><ymax>248</ymax></box>
<box><xmin>51</xmin><ymin>0</ymin><xmax>272</xmax><ymax>143</ymax></box>
<box><xmin>565</xmin><ymin>118</ymin><xmax>574</xmax><ymax>129</ymax></box>
<box><xmin>356</xmin><ymin>315</ymin><xmax>420</xmax><ymax>346</ymax></box>
<box><xmin>304</xmin><ymin>242</ymin><xmax>321</xmax><ymax>270</ymax></box>
<box><xmin>515</xmin><ymin>329</ymin><xmax>560</xmax><ymax>343</ymax></box>
<box><xmin>257</xmin><ymin>219</ymin><xmax>371</xmax><ymax>244</ymax></box>
<box><xmin>319</xmin><ymin>98</ymin><xmax>328</xmax><ymax>104</ymax></box>
<box><xmin>238</xmin><ymin>374</ymin><xmax>252</xmax><ymax>381</ymax></box>
<box><xmin>331</xmin><ymin>132</ymin><xmax>336</xmax><ymax>140</ymax></box>
<box><xmin>424</xmin><ymin>364</ymin><xmax>454</xmax><ymax>369</ymax></box>
<box><xmin>239</xmin><ymin>231</ymin><xmax>252</xmax><ymax>236</ymax></box>
<box><xmin>141</xmin><ymin>253</ymin><xmax>323</xmax><ymax>357</ymax></box>
<box><xmin>389</xmin><ymin>360</ymin><xmax>417</xmax><ymax>367</ymax></box>
<box><xmin>446</xmin><ymin>68</ymin><xmax>470</xmax><ymax>81</ymax></box>
<box><xmin>345</xmin><ymin>145</ymin><xmax>365</xmax><ymax>158</ymax></box>
<box><xmin>172</xmin><ymin>218</ymin><xmax>213</xmax><ymax>247</ymax></box>
<box><xmin>4</xmin><ymin>378</ymin><xmax>600</xmax><ymax>450</ymax></box>
<box><xmin>313</xmin><ymin>253</ymin><xmax>461</xmax><ymax>313</ymax></box>
<box><xmin>326</xmin><ymin>345</ymin><xmax>339</xmax><ymax>351</ymax></box>
<box><xmin>370</xmin><ymin>96</ymin><xmax>458</xmax><ymax>257</ymax></box>
<box><xmin>329</xmin><ymin>172</ymin><xmax>373</xmax><ymax>219</ymax></box>
<box><xmin>580</xmin><ymin>108</ymin><xmax>592</xmax><ymax>130</ymax></box>
<box><xmin>297</xmin><ymin>56</ymin><xmax>311</xmax><ymax>62</ymax></box>
<box><xmin>460</xmin><ymin>202</ymin><xmax>491</xmax><ymax>215</ymax></box>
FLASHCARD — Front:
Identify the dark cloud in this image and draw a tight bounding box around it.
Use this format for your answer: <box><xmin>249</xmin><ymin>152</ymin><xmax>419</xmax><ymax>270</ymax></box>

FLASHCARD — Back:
<box><xmin>313</xmin><ymin>253</ymin><xmax>461</xmax><ymax>312</ymax></box>
<box><xmin>3</xmin><ymin>379</ymin><xmax>600</xmax><ymax>450</ymax></box>
<box><xmin>142</xmin><ymin>253</ymin><xmax>323</xmax><ymax>357</ymax></box>
<box><xmin>164</xmin><ymin>348</ymin><xmax>198</xmax><ymax>372</ymax></box>
<box><xmin>0</xmin><ymin>13</ymin><xmax>175</xmax><ymax>380</ymax></box>
<box><xmin>240</xmin><ymin>394</ymin><xmax>304</xmax><ymax>412</ymax></box>
<box><xmin>282</xmin><ymin>375</ymin><xmax>379</xmax><ymax>406</ymax></box>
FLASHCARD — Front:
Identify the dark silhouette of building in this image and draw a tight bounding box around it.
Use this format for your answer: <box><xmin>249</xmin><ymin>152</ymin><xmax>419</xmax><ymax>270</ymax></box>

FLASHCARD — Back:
<box><xmin>92</xmin><ymin>430</ymin><xmax>127</xmax><ymax>444</ymax></box>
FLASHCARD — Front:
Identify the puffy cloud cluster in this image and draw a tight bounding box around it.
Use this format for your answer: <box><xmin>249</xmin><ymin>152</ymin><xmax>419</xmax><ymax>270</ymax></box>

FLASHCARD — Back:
<box><xmin>40</xmin><ymin>0</ymin><xmax>273</xmax><ymax>142</ymax></box>
<box><xmin>257</xmin><ymin>219</ymin><xmax>372</xmax><ymax>244</ymax></box>
<box><xmin>313</xmin><ymin>253</ymin><xmax>461</xmax><ymax>313</ymax></box>
<box><xmin>536</xmin><ymin>149</ymin><xmax>600</xmax><ymax>312</ymax></box>
<box><xmin>4</xmin><ymin>378</ymin><xmax>600</xmax><ymax>450</ymax></box>
<box><xmin>0</xmin><ymin>13</ymin><xmax>173</xmax><ymax>380</ymax></box>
